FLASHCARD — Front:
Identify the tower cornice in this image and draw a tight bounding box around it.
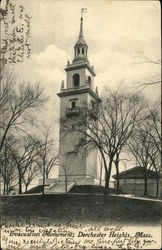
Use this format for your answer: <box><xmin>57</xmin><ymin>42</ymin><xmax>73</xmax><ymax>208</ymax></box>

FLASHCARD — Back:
<box><xmin>57</xmin><ymin>86</ymin><xmax>101</xmax><ymax>103</ymax></box>
<box><xmin>65</xmin><ymin>62</ymin><xmax>96</xmax><ymax>76</ymax></box>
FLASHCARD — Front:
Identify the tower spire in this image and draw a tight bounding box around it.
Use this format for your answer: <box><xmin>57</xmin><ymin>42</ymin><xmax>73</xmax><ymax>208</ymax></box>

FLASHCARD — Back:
<box><xmin>79</xmin><ymin>8</ymin><xmax>87</xmax><ymax>37</ymax></box>
<box><xmin>73</xmin><ymin>8</ymin><xmax>88</xmax><ymax>63</ymax></box>
<box><xmin>79</xmin><ymin>17</ymin><xmax>83</xmax><ymax>38</ymax></box>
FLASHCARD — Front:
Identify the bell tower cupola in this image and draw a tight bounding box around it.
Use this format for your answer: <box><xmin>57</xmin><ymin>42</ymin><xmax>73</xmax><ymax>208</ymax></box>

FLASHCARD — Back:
<box><xmin>64</xmin><ymin>14</ymin><xmax>97</xmax><ymax>91</ymax></box>
<box><xmin>73</xmin><ymin>17</ymin><xmax>88</xmax><ymax>63</ymax></box>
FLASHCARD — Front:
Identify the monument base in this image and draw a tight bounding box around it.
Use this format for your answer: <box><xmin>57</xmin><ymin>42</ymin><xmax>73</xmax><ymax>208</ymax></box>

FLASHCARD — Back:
<box><xmin>58</xmin><ymin>175</ymin><xmax>100</xmax><ymax>186</ymax></box>
<box><xmin>38</xmin><ymin>175</ymin><xmax>100</xmax><ymax>194</ymax></box>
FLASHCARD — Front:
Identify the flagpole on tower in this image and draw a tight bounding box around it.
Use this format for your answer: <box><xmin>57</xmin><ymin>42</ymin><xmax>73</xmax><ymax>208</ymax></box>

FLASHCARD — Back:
<box><xmin>81</xmin><ymin>8</ymin><xmax>87</xmax><ymax>18</ymax></box>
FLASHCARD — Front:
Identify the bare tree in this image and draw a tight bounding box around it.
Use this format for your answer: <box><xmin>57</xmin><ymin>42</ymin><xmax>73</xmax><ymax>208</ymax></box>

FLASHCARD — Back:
<box><xmin>133</xmin><ymin>56</ymin><xmax>161</xmax><ymax>91</ymax></box>
<box><xmin>98</xmin><ymin>153</ymin><xmax>104</xmax><ymax>187</ymax></box>
<box><xmin>22</xmin><ymin>162</ymin><xmax>39</xmax><ymax>193</ymax></box>
<box><xmin>128</xmin><ymin>131</ymin><xmax>150</xmax><ymax>196</ymax></box>
<box><xmin>0</xmin><ymin>70</ymin><xmax>15</xmax><ymax>114</ymax></box>
<box><xmin>128</xmin><ymin>124</ymin><xmax>160</xmax><ymax>196</ymax></box>
<box><xmin>98</xmin><ymin>88</ymin><xmax>145</xmax><ymax>192</ymax></box>
<box><xmin>127</xmin><ymin>100</ymin><xmax>161</xmax><ymax>197</ymax></box>
<box><xmin>9</xmin><ymin>135</ymin><xmax>40</xmax><ymax>194</ymax></box>
<box><xmin>61</xmin><ymin>87</ymin><xmax>145</xmax><ymax>193</ymax></box>
<box><xmin>0</xmin><ymin>137</ymin><xmax>18</xmax><ymax>195</ymax></box>
<box><xmin>0</xmin><ymin>70</ymin><xmax>46</xmax><ymax>153</ymax></box>
<box><xmin>144</xmin><ymin>101</ymin><xmax>161</xmax><ymax>155</ymax></box>
<box><xmin>147</xmin><ymin>146</ymin><xmax>160</xmax><ymax>197</ymax></box>
<box><xmin>37</xmin><ymin>127</ymin><xmax>59</xmax><ymax>195</ymax></box>
<box><xmin>61</xmin><ymin>152</ymin><xmax>74</xmax><ymax>193</ymax></box>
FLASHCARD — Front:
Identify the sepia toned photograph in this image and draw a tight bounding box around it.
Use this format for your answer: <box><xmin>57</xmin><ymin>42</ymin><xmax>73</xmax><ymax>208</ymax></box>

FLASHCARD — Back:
<box><xmin>0</xmin><ymin>0</ymin><xmax>161</xmax><ymax>249</ymax></box>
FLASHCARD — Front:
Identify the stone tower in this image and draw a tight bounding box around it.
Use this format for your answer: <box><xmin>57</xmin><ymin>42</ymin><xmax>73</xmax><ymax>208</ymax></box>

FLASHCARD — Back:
<box><xmin>57</xmin><ymin>17</ymin><xmax>101</xmax><ymax>188</ymax></box>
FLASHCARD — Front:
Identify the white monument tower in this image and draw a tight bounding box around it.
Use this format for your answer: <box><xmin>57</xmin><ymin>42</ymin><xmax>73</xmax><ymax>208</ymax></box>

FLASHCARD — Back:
<box><xmin>56</xmin><ymin>13</ymin><xmax>101</xmax><ymax>192</ymax></box>
<box><xmin>44</xmin><ymin>12</ymin><xmax>101</xmax><ymax>193</ymax></box>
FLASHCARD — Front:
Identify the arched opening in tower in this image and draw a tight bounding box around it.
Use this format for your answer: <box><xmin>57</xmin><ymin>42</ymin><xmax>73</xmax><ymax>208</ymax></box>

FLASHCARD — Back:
<box><xmin>73</xmin><ymin>73</ymin><xmax>80</xmax><ymax>87</ymax></box>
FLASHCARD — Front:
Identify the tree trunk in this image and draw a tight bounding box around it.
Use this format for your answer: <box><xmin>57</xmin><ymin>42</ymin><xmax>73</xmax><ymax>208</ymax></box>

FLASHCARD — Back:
<box><xmin>25</xmin><ymin>184</ymin><xmax>28</xmax><ymax>193</ymax></box>
<box><xmin>144</xmin><ymin>167</ymin><xmax>147</xmax><ymax>196</ymax></box>
<box><xmin>98</xmin><ymin>147</ymin><xmax>108</xmax><ymax>192</ymax></box>
<box><xmin>149</xmin><ymin>157</ymin><xmax>159</xmax><ymax>198</ymax></box>
<box><xmin>99</xmin><ymin>158</ymin><xmax>103</xmax><ymax>187</ymax></box>
<box><xmin>42</xmin><ymin>164</ymin><xmax>45</xmax><ymax>195</ymax></box>
<box><xmin>6</xmin><ymin>182</ymin><xmax>9</xmax><ymax>195</ymax></box>
<box><xmin>19</xmin><ymin>177</ymin><xmax>22</xmax><ymax>194</ymax></box>
<box><xmin>0</xmin><ymin>121</ymin><xmax>11</xmax><ymax>153</ymax></box>
<box><xmin>156</xmin><ymin>178</ymin><xmax>159</xmax><ymax>197</ymax></box>
<box><xmin>144</xmin><ymin>178</ymin><xmax>147</xmax><ymax>196</ymax></box>
<box><xmin>18</xmin><ymin>169</ymin><xmax>22</xmax><ymax>194</ymax></box>
<box><xmin>114</xmin><ymin>157</ymin><xmax>120</xmax><ymax>193</ymax></box>
<box><xmin>3</xmin><ymin>182</ymin><xmax>6</xmax><ymax>195</ymax></box>
<box><xmin>116</xmin><ymin>164</ymin><xmax>119</xmax><ymax>193</ymax></box>
<box><xmin>65</xmin><ymin>176</ymin><xmax>67</xmax><ymax>193</ymax></box>
<box><xmin>105</xmin><ymin>174</ymin><xmax>109</xmax><ymax>191</ymax></box>
<box><xmin>105</xmin><ymin>158</ymin><xmax>113</xmax><ymax>193</ymax></box>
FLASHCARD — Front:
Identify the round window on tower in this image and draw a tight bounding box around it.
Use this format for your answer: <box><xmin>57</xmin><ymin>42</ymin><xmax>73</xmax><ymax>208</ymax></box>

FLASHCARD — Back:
<box><xmin>73</xmin><ymin>74</ymin><xmax>80</xmax><ymax>87</ymax></box>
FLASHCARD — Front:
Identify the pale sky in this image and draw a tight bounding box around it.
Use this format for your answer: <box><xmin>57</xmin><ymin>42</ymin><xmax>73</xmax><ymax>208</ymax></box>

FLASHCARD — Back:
<box><xmin>8</xmin><ymin>0</ymin><xmax>160</xmax><ymax>116</ymax></box>
<box><xmin>4</xmin><ymin>0</ymin><xmax>161</xmax><ymax>179</ymax></box>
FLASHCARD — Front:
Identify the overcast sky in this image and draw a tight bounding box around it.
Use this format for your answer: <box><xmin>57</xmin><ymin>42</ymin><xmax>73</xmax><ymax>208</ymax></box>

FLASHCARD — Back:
<box><xmin>5</xmin><ymin>1</ymin><xmax>160</xmax><ymax>136</ymax></box>
<box><xmin>9</xmin><ymin>0</ymin><xmax>160</xmax><ymax>116</ymax></box>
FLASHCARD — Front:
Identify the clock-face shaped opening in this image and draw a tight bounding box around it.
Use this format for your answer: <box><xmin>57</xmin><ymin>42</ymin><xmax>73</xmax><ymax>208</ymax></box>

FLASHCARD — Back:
<box><xmin>73</xmin><ymin>73</ymin><xmax>80</xmax><ymax>87</ymax></box>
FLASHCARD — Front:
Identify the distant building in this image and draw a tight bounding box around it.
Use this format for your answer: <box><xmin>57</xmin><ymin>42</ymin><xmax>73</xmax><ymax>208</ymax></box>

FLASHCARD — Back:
<box><xmin>112</xmin><ymin>166</ymin><xmax>161</xmax><ymax>198</ymax></box>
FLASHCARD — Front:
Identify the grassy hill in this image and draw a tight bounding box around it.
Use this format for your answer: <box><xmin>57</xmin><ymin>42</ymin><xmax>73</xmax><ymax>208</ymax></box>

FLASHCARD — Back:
<box><xmin>24</xmin><ymin>185</ymin><xmax>43</xmax><ymax>194</ymax></box>
<box><xmin>25</xmin><ymin>184</ymin><xmax>117</xmax><ymax>194</ymax></box>
<box><xmin>0</xmin><ymin>194</ymin><xmax>160</xmax><ymax>226</ymax></box>
<box><xmin>69</xmin><ymin>185</ymin><xmax>116</xmax><ymax>193</ymax></box>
